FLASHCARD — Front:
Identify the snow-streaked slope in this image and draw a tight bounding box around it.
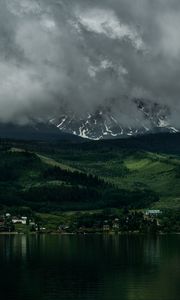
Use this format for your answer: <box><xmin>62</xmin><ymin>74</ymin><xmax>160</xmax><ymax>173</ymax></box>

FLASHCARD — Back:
<box><xmin>52</xmin><ymin>99</ymin><xmax>179</xmax><ymax>140</ymax></box>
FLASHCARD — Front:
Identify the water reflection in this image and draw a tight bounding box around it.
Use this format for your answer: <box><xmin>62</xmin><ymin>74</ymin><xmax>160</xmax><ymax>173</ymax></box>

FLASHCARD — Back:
<box><xmin>0</xmin><ymin>234</ymin><xmax>179</xmax><ymax>300</ymax></box>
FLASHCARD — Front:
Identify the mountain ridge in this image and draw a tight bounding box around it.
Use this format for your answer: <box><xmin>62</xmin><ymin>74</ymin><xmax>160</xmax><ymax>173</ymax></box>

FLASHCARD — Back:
<box><xmin>53</xmin><ymin>99</ymin><xmax>179</xmax><ymax>140</ymax></box>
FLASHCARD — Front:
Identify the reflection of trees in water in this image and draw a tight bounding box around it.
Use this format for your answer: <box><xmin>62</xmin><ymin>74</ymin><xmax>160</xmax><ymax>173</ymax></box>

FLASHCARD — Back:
<box><xmin>0</xmin><ymin>235</ymin><xmax>179</xmax><ymax>300</ymax></box>
<box><xmin>144</xmin><ymin>235</ymin><xmax>160</xmax><ymax>265</ymax></box>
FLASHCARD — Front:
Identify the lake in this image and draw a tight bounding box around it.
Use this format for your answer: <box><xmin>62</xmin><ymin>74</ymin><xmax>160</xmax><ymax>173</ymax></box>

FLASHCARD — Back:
<box><xmin>0</xmin><ymin>234</ymin><xmax>179</xmax><ymax>300</ymax></box>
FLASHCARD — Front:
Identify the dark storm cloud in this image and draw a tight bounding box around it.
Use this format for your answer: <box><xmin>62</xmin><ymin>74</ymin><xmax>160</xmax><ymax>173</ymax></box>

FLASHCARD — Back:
<box><xmin>0</xmin><ymin>0</ymin><xmax>180</xmax><ymax>126</ymax></box>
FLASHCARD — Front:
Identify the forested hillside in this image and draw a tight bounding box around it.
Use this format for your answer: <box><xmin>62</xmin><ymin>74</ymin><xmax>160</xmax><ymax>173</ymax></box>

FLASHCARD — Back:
<box><xmin>0</xmin><ymin>133</ymin><xmax>180</xmax><ymax>213</ymax></box>
<box><xmin>0</xmin><ymin>144</ymin><xmax>158</xmax><ymax>213</ymax></box>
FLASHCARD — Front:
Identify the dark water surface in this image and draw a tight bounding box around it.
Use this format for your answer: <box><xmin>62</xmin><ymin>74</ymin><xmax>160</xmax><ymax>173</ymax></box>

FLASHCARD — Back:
<box><xmin>0</xmin><ymin>234</ymin><xmax>179</xmax><ymax>300</ymax></box>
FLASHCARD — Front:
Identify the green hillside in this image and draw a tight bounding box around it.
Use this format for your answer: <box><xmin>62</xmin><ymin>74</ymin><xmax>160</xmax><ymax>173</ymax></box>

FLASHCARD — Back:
<box><xmin>0</xmin><ymin>148</ymin><xmax>156</xmax><ymax>212</ymax></box>
<box><xmin>0</xmin><ymin>136</ymin><xmax>180</xmax><ymax>213</ymax></box>
<box><xmin>46</xmin><ymin>144</ymin><xmax>180</xmax><ymax>210</ymax></box>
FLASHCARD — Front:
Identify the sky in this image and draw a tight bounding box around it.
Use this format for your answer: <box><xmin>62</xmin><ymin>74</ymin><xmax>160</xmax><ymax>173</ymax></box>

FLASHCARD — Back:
<box><xmin>0</xmin><ymin>0</ymin><xmax>180</xmax><ymax>126</ymax></box>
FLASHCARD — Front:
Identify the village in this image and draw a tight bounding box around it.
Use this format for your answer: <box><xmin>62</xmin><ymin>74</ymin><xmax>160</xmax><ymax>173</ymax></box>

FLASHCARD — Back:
<box><xmin>0</xmin><ymin>213</ymin><xmax>44</xmax><ymax>233</ymax></box>
<box><xmin>0</xmin><ymin>210</ymin><xmax>163</xmax><ymax>234</ymax></box>
<box><xmin>58</xmin><ymin>209</ymin><xmax>162</xmax><ymax>234</ymax></box>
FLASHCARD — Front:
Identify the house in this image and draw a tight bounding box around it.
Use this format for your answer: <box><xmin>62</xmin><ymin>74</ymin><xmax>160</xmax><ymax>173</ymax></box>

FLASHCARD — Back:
<box><xmin>30</xmin><ymin>222</ymin><xmax>35</xmax><ymax>226</ymax></box>
<box><xmin>21</xmin><ymin>217</ymin><xmax>27</xmax><ymax>225</ymax></box>
<box><xmin>5</xmin><ymin>213</ymin><xmax>11</xmax><ymax>218</ymax></box>
<box><xmin>12</xmin><ymin>218</ymin><xmax>23</xmax><ymax>224</ymax></box>
<box><xmin>12</xmin><ymin>216</ymin><xmax>27</xmax><ymax>225</ymax></box>
<box><xmin>103</xmin><ymin>220</ymin><xmax>110</xmax><ymax>231</ymax></box>
<box><xmin>145</xmin><ymin>210</ymin><xmax>162</xmax><ymax>217</ymax></box>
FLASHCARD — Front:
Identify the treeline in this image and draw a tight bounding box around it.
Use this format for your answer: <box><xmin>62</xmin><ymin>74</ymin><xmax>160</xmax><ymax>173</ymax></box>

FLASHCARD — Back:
<box><xmin>43</xmin><ymin>166</ymin><xmax>106</xmax><ymax>187</ymax></box>
<box><xmin>159</xmin><ymin>209</ymin><xmax>180</xmax><ymax>232</ymax></box>
<box><xmin>0</xmin><ymin>185</ymin><xmax>159</xmax><ymax>212</ymax></box>
<box><xmin>0</xmin><ymin>174</ymin><xmax>159</xmax><ymax>213</ymax></box>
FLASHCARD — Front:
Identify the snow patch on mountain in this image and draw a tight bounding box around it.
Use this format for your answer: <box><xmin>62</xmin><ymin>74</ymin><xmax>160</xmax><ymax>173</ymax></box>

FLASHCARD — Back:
<box><xmin>52</xmin><ymin>99</ymin><xmax>179</xmax><ymax>140</ymax></box>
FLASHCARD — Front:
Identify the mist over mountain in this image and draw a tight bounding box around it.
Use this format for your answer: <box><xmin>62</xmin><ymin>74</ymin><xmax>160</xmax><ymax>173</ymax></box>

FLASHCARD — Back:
<box><xmin>52</xmin><ymin>99</ymin><xmax>178</xmax><ymax>140</ymax></box>
<box><xmin>0</xmin><ymin>0</ymin><xmax>180</xmax><ymax>129</ymax></box>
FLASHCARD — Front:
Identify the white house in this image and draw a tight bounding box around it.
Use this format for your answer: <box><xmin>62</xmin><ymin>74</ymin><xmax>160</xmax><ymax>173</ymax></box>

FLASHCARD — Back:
<box><xmin>145</xmin><ymin>210</ymin><xmax>162</xmax><ymax>216</ymax></box>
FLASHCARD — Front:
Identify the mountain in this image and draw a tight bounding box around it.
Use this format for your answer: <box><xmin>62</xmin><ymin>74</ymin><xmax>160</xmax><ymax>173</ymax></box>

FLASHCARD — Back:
<box><xmin>0</xmin><ymin>122</ymin><xmax>82</xmax><ymax>142</ymax></box>
<box><xmin>0</xmin><ymin>100</ymin><xmax>178</xmax><ymax>142</ymax></box>
<box><xmin>53</xmin><ymin>99</ymin><xmax>179</xmax><ymax>140</ymax></box>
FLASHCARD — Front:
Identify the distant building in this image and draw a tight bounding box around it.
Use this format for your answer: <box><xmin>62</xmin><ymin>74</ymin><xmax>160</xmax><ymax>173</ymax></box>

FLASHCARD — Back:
<box><xmin>5</xmin><ymin>213</ymin><xmax>11</xmax><ymax>218</ymax></box>
<box><xmin>103</xmin><ymin>220</ymin><xmax>110</xmax><ymax>231</ymax></box>
<box><xmin>12</xmin><ymin>218</ymin><xmax>23</xmax><ymax>224</ymax></box>
<box><xmin>12</xmin><ymin>216</ymin><xmax>27</xmax><ymax>225</ymax></box>
<box><xmin>30</xmin><ymin>222</ymin><xmax>35</xmax><ymax>226</ymax></box>
<box><xmin>40</xmin><ymin>227</ymin><xmax>46</xmax><ymax>231</ymax></box>
<box><xmin>21</xmin><ymin>217</ymin><xmax>27</xmax><ymax>225</ymax></box>
<box><xmin>145</xmin><ymin>210</ymin><xmax>162</xmax><ymax>216</ymax></box>
<box><xmin>112</xmin><ymin>218</ymin><xmax>119</xmax><ymax>231</ymax></box>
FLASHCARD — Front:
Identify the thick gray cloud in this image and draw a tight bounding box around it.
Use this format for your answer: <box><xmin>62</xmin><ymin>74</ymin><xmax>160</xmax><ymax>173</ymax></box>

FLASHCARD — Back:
<box><xmin>0</xmin><ymin>0</ymin><xmax>180</xmax><ymax>126</ymax></box>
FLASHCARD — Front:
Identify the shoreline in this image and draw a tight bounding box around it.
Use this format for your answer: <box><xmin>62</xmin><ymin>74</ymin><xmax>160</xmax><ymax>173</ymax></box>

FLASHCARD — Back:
<box><xmin>0</xmin><ymin>231</ymin><xmax>180</xmax><ymax>236</ymax></box>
